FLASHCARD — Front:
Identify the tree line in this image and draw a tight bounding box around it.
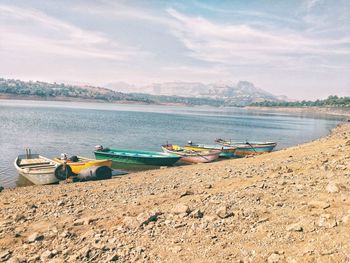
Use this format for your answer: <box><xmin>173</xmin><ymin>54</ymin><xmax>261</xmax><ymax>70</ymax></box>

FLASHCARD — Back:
<box><xmin>250</xmin><ymin>95</ymin><xmax>350</xmax><ymax>107</ymax></box>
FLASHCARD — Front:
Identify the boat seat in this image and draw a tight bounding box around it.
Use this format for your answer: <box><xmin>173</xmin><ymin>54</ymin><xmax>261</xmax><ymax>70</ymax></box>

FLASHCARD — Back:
<box><xmin>25</xmin><ymin>164</ymin><xmax>56</xmax><ymax>168</ymax></box>
<box><xmin>19</xmin><ymin>161</ymin><xmax>51</xmax><ymax>167</ymax></box>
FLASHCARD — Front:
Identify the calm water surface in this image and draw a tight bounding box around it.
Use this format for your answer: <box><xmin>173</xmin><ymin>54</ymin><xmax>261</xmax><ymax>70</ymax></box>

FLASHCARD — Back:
<box><xmin>0</xmin><ymin>99</ymin><xmax>343</xmax><ymax>188</ymax></box>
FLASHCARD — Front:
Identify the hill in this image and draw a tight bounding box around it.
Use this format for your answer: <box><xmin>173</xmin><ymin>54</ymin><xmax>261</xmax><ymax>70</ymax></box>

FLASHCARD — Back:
<box><xmin>107</xmin><ymin>81</ymin><xmax>285</xmax><ymax>106</ymax></box>
<box><xmin>250</xmin><ymin>95</ymin><xmax>350</xmax><ymax>108</ymax></box>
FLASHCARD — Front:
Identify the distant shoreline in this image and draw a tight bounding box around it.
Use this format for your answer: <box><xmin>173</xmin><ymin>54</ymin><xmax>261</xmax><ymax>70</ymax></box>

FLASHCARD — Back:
<box><xmin>0</xmin><ymin>94</ymin><xmax>154</xmax><ymax>105</ymax></box>
<box><xmin>246</xmin><ymin>106</ymin><xmax>350</xmax><ymax>118</ymax></box>
<box><xmin>1</xmin><ymin>94</ymin><xmax>350</xmax><ymax>119</ymax></box>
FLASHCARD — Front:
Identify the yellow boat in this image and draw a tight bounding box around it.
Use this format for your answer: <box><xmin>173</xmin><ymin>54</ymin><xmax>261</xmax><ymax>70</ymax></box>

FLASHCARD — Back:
<box><xmin>184</xmin><ymin>143</ymin><xmax>236</xmax><ymax>158</ymax></box>
<box><xmin>53</xmin><ymin>155</ymin><xmax>112</xmax><ymax>174</ymax></box>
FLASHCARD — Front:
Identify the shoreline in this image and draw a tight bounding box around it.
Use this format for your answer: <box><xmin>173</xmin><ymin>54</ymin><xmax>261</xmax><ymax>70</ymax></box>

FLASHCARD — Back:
<box><xmin>246</xmin><ymin>106</ymin><xmax>350</xmax><ymax>118</ymax></box>
<box><xmin>1</xmin><ymin>124</ymin><xmax>349</xmax><ymax>262</ymax></box>
<box><xmin>2</xmin><ymin>96</ymin><xmax>350</xmax><ymax>119</ymax></box>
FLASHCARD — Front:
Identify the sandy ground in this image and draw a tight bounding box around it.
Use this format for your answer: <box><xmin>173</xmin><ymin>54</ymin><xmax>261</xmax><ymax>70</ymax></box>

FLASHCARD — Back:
<box><xmin>0</xmin><ymin>124</ymin><xmax>350</xmax><ymax>262</ymax></box>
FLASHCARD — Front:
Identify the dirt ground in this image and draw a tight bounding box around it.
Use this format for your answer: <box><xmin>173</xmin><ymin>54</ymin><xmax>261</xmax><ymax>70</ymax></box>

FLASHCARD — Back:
<box><xmin>1</xmin><ymin>124</ymin><xmax>349</xmax><ymax>262</ymax></box>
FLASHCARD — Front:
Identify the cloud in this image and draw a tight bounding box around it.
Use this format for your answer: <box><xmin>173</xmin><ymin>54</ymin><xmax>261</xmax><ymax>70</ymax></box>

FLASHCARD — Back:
<box><xmin>166</xmin><ymin>8</ymin><xmax>350</xmax><ymax>71</ymax></box>
<box><xmin>304</xmin><ymin>0</ymin><xmax>322</xmax><ymax>11</ymax></box>
<box><xmin>0</xmin><ymin>4</ymin><xmax>149</xmax><ymax>61</ymax></box>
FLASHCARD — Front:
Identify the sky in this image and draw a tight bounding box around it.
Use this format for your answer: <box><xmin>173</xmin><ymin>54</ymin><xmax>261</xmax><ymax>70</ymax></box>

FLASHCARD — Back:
<box><xmin>0</xmin><ymin>0</ymin><xmax>349</xmax><ymax>100</ymax></box>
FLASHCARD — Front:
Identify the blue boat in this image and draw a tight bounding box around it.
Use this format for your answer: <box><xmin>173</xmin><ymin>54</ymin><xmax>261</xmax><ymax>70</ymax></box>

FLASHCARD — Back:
<box><xmin>215</xmin><ymin>139</ymin><xmax>277</xmax><ymax>157</ymax></box>
<box><xmin>94</xmin><ymin>146</ymin><xmax>181</xmax><ymax>166</ymax></box>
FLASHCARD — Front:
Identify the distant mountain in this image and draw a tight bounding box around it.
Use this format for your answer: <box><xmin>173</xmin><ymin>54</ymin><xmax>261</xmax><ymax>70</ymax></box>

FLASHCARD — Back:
<box><xmin>107</xmin><ymin>80</ymin><xmax>286</xmax><ymax>106</ymax></box>
<box><xmin>1</xmin><ymin>78</ymin><xmax>287</xmax><ymax>107</ymax></box>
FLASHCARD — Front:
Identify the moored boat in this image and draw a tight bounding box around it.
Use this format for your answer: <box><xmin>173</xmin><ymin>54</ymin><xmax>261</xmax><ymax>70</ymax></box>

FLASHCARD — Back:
<box><xmin>161</xmin><ymin>144</ymin><xmax>220</xmax><ymax>163</ymax></box>
<box><xmin>94</xmin><ymin>146</ymin><xmax>181</xmax><ymax>166</ymax></box>
<box><xmin>53</xmin><ymin>154</ymin><xmax>112</xmax><ymax>174</ymax></box>
<box><xmin>14</xmin><ymin>151</ymin><xmax>60</xmax><ymax>185</ymax></box>
<box><xmin>215</xmin><ymin>139</ymin><xmax>277</xmax><ymax>157</ymax></box>
<box><xmin>184</xmin><ymin>142</ymin><xmax>236</xmax><ymax>158</ymax></box>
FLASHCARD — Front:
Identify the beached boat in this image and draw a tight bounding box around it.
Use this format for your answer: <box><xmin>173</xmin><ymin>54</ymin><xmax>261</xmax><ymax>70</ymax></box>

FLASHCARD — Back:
<box><xmin>53</xmin><ymin>155</ymin><xmax>112</xmax><ymax>174</ymax></box>
<box><xmin>184</xmin><ymin>142</ymin><xmax>236</xmax><ymax>158</ymax></box>
<box><xmin>14</xmin><ymin>152</ymin><xmax>60</xmax><ymax>185</ymax></box>
<box><xmin>215</xmin><ymin>139</ymin><xmax>277</xmax><ymax>157</ymax></box>
<box><xmin>161</xmin><ymin>144</ymin><xmax>220</xmax><ymax>163</ymax></box>
<box><xmin>94</xmin><ymin>146</ymin><xmax>181</xmax><ymax>166</ymax></box>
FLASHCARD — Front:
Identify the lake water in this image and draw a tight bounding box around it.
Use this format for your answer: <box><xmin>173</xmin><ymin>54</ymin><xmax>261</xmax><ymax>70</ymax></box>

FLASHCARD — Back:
<box><xmin>0</xmin><ymin>99</ymin><xmax>343</xmax><ymax>188</ymax></box>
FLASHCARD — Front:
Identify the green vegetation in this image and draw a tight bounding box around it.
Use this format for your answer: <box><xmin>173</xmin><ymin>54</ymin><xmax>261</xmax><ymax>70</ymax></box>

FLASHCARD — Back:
<box><xmin>0</xmin><ymin>78</ymin><xmax>134</xmax><ymax>102</ymax></box>
<box><xmin>250</xmin><ymin>95</ymin><xmax>350</xmax><ymax>108</ymax></box>
<box><xmin>0</xmin><ymin>78</ymin><xmax>225</xmax><ymax>106</ymax></box>
<box><xmin>130</xmin><ymin>93</ymin><xmax>225</xmax><ymax>106</ymax></box>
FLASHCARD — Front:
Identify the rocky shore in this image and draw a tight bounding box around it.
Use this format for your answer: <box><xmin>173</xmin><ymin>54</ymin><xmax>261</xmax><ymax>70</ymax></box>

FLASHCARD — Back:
<box><xmin>1</xmin><ymin>124</ymin><xmax>350</xmax><ymax>262</ymax></box>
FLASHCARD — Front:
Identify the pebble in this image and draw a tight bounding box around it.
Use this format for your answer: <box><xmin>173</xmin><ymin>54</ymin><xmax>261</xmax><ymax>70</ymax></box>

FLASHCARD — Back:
<box><xmin>172</xmin><ymin>204</ymin><xmax>191</xmax><ymax>215</ymax></box>
<box><xmin>40</xmin><ymin>250</ymin><xmax>54</xmax><ymax>261</ymax></box>
<box><xmin>0</xmin><ymin>250</ymin><xmax>11</xmax><ymax>261</ymax></box>
<box><xmin>308</xmin><ymin>201</ymin><xmax>330</xmax><ymax>209</ymax></box>
<box><xmin>27</xmin><ymin>232</ymin><xmax>44</xmax><ymax>243</ymax></box>
<box><xmin>216</xmin><ymin>206</ymin><xmax>234</xmax><ymax>219</ymax></box>
<box><xmin>286</xmin><ymin>223</ymin><xmax>303</xmax><ymax>232</ymax></box>
<box><xmin>180</xmin><ymin>190</ymin><xmax>194</xmax><ymax>198</ymax></box>
<box><xmin>267</xmin><ymin>253</ymin><xmax>281</xmax><ymax>263</ymax></box>
<box><xmin>326</xmin><ymin>182</ymin><xmax>339</xmax><ymax>193</ymax></box>
<box><xmin>190</xmin><ymin>209</ymin><xmax>204</xmax><ymax>219</ymax></box>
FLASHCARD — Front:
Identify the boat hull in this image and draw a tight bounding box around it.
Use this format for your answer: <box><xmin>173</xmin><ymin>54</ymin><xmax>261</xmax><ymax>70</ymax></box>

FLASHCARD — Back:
<box><xmin>21</xmin><ymin>171</ymin><xmax>59</xmax><ymax>185</ymax></box>
<box><xmin>185</xmin><ymin>144</ymin><xmax>235</xmax><ymax>158</ymax></box>
<box><xmin>234</xmin><ymin>144</ymin><xmax>276</xmax><ymax>157</ymax></box>
<box><xmin>216</xmin><ymin>139</ymin><xmax>277</xmax><ymax>157</ymax></box>
<box><xmin>94</xmin><ymin>149</ymin><xmax>181</xmax><ymax>166</ymax></box>
<box><xmin>54</xmin><ymin>156</ymin><xmax>112</xmax><ymax>174</ymax></box>
<box><xmin>14</xmin><ymin>155</ymin><xmax>59</xmax><ymax>185</ymax></box>
<box><xmin>161</xmin><ymin>145</ymin><xmax>220</xmax><ymax>164</ymax></box>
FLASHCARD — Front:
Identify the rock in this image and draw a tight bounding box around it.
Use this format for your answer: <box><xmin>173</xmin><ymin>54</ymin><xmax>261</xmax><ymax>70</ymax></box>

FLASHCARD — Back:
<box><xmin>286</xmin><ymin>223</ymin><xmax>303</xmax><ymax>232</ymax></box>
<box><xmin>308</xmin><ymin>201</ymin><xmax>330</xmax><ymax>209</ymax></box>
<box><xmin>0</xmin><ymin>186</ymin><xmax>4</xmax><ymax>192</ymax></box>
<box><xmin>172</xmin><ymin>204</ymin><xmax>191</xmax><ymax>215</ymax></box>
<box><xmin>326</xmin><ymin>182</ymin><xmax>339</xmax><ymax>193</ymax></box>
<box><xmin>216</xmin><ymin>206</ymin><xmax>234</xmax><ymax>219</ymax></box>
<box><xmin>40</xmin><ymin>250</ymin><xmax>54</xmax><ymax>261</ymax></box>
<box><xmin>205</xmin><ymin>184</ymin><xmax>213</xmax><ymax>189</ymax></box>
<box><xmin>267</xmin><ymin>253</ymin><xmax>281</xmax><ymax>263</ymax></box>
<box><xmin>318</xmin><ymin>214</ymin><xmax>337</xmax><ymax>228</ymax></box>
<box><xmin>14</xmin><ymin>214</ymin><xmax>26</xmax><ymax>222</ymax></box>
<box><xmin>190</xmin><ymin>209</ymin><xmax>204</xmax><ymax>219</ymax></box>
<box><xmin>139</xmin><ymin>213</ymin><xmax>160</xmax><ymax>226</ymax></box>
<box><xmin>109</xmin><ymin>254</ymin><xmax>119</xmax><ymax>261</ymax></box>
<box><xmin>341</xmin><ymin>214</ymin><xmax>350</xmax><ymax>225</ymax></box>
<box><xmin>27</xmin><ymin>232</ymin><xmax>44</xmax><ymax>243</ymax></box>
<box><xmin>180</xmin><ymin>190</ymin><xmax>194</xmax><ymax>198</ymax></box>
<box><xmin>0</xmin><ymin>250</ymin><xmax>11</xmax><ymax>261</ymax></box>
<box><xmin>57</xmin><ymin>200</ymin><xmax>65</xmax><ymax>206</ymax></box>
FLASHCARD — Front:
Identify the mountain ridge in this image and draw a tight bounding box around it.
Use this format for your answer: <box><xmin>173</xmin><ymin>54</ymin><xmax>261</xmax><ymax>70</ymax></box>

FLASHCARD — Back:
<box><xmin>1</xmin><ymin>78</ymin><xmax>286</xmax><ymax>106</ymax></box>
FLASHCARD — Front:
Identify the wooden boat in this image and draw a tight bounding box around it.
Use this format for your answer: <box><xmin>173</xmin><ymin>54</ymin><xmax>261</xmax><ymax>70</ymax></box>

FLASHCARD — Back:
<box><xmin>161</xmin><ymin>144</ymin><xmax>220</xmax><ymax>163</ymax></box>
<box><xmin>94</xmin><ymin>146</ymin><xmax>181</xmax><ymax>166</ymax></box>
<box><xmin>14</xmin><ymin>152</ymin><xmax>60</xmax><ymax>185</ymax></box>
<box><xmin>53</xmin><ymin>155</ymin><xmax>112</xmax><ymax>174</ymax></box>
<box><xmin>184</xmin><ymin>142</ymin><xmax>236</xmax><ymax>158</ymax></box>
<box><xmin>215</xmin><ymin>139</ymin><xmax>277</xmax><ymax>157</ymax></box>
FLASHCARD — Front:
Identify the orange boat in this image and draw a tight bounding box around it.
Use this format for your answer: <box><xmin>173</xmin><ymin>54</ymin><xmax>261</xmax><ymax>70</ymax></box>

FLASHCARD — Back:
<box><xmin>53</xmin><ymin>155</ymin><xmax>112</xmax><ymax>174</ymax></box>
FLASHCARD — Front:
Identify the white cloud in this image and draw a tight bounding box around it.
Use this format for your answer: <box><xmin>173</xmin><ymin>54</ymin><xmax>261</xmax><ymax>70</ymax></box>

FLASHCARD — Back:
<box><xmin>166</xmin><ymin>8</ymin><xmax>349</xmax><ymax>70</ymax></box>
<box><xmin>0</xmin><ymin>4</ymin><xmax>149</xmax><ymax>61</ymax></box>
<box><xmin>304</xmin><ymin>0</ymin><xmax>322</xmax><ymax>11</ymax></box>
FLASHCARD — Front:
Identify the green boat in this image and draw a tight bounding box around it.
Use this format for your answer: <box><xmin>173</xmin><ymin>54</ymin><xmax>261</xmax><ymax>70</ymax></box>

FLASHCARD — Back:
<box><xmin>94</xmin><ymin>146</ymin><xmax>181</xmax><ymax>166</ymax></box>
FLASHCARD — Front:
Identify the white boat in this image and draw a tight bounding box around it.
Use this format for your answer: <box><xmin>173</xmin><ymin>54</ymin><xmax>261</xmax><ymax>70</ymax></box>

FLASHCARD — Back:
<box><xmin>14</xmin><ymin>152</ymin><xmax>60</xmax><ymax>185</ymax></box>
